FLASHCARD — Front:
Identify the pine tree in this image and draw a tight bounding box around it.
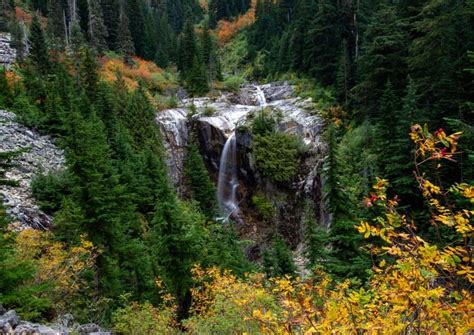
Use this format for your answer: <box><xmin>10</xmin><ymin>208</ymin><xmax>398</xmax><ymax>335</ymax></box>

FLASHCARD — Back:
<box><xmin>177</xmin><ymin>21</ymin><xmax>198</xmax><ymax>78</ymax></box>
<box><xmin>47</xmin><ymin>0</ymin><xmax>66</xmax><ymax>46</ymax></box>
<box><xmin>0</xmin><ymin>0</ymin><xmax>13</xmax><ymax>32</ymax></box>
<box><xmin>29</xmin><ymin>15</ymin><xmax>51</xmax><ymax>73</ymax></box>
<box><xmin>352</xmin><ymin>4</ymin><xmax>408</xmax><ymax>120</ymax></box>
<box><xmin>116</xmin><ymin>6</ymin><xmax>135</xmax><ymax>64</ymax></box>
<box><xmin>100</xmin><ymin>0</ymin><xmax>120</xmax><ymax>51</ymax></box>
<box><xmin>336</xmin><ymin>39</ymin><xmax>352</xmax><ymax>106</ymax></box>
<box><xmin>87</xmin><ymin>0</ymin><xmax>108</xmax><ymax>53</ymax></box>
<box><xmin>127</xmin><ymin>0</ymin><xmax>146</xmax><ymax>57</ymax></box>
<box><xmin>183</xmin><ymin>142</ymin><xmax>217</xmax><ymax>219</ymax></box>
<box><xmin>187</xmin><ymin>55</ymin><xmax>209</xmax><ymax>96</ymax></box>
<box><xmin>0</xmin><ymin>68</ymin><xmax>13</xmax><ymax>108</ymax></box>
<box><xmin>201</xmin><ymin>23</ymin><xmax>222</xmax><ymax>82</ymax></box>
<box><xmin>262</xmin><ymin>234</ymin><xmax>296</xmax><ymax>277</ymax></box>
<box><xmin>79</xmin><ymin>46</ymin><xmax>99</xmax><ymax>100</ymax></box>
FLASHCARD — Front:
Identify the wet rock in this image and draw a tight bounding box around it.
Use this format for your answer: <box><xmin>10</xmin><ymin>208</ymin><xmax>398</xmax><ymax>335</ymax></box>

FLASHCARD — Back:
<box><xmin>0</xmin><ymin>110</ymin><xmax>65</xmax><ymax>230</ymax></box>
<box><xmin>75</xmin><ymin>323</ymin><xmax>102</xmax><ymax>335</ymax></box>
<box><xmin>157</xmin><ymin>83</ymin><xmax>329</xmax><ymax>243</ymax></box>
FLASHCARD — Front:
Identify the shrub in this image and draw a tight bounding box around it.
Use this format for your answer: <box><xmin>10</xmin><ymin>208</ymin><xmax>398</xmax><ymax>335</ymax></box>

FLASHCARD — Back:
<box><xmin>251</xmin><ymin>193</ymin><xmax>276</xmax><ymax>222</ymax></box>
<box><xmin>202</xmin><ymin>105</ymin><xmax>216</xmax><ymax>117</ymax></box>
<box><xmin>253</xmin><ymin>132</ymin><xmax>303</xmax><ymax>183</ymax></box>
<box><xmin>223</xmin><ymin>75</ymin><xmax>245</xmax><ymax>93</ymax></box>
<box><xmin>251</xmin><ymin>109</ymin><xmax>276</xmax><ymax>136</ymax></box>
<box><xmin>112</xmin><ymin>301</ymin><xmax>177</xmax><ymax>335</ymax></box>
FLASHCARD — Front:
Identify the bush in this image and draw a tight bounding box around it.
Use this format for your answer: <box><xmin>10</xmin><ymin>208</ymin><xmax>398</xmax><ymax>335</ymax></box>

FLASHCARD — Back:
<box><xmin>251</xmin><ymin>193</ymin><xmax>276</xmax><ymax>222</ymax></box>
<box><xmin>223</xmin><ymin>75</ymin><xmax>245</xmax><ymax>93</ymax></box>
<box><xmin>253</xmin><ymin>132</ymin><xmax>303</xmax><ymax>183</ymax></box>
<box><xmin>251</xmin><ymin>109</ymin><xmax>277</xmax><ymax>136</ymax></box>
<box><xmin>202</xmin><ymin>105</ymin><xmax>216</xmax><ymax>117</ymax></box>
<box><xmin>112</xmin><ymin>302</ymin><xmax>177</xmax><ymax>335</ymax></box>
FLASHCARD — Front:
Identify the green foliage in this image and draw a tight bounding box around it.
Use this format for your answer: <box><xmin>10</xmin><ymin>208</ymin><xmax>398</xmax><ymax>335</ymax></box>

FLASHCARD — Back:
<box><xmin>262</xmin><ymin>234</ymin><xmax>296</xmax><ymax>278</ymax></box>
<box><xmin>183</xmin><ymin>142</ymin><xmax>217</xmax><ymax>219</ymax></box>
<box><xmin>112</xmin><ymin>301</ymin><xmax>177</xmax><ymax>335</ymax></box>
<box><xmin>253</xmin><ymin>132</ymin><xmax>303</xmax><ymax>183</ymax></box>
<box><xmin>223</xmin><ymin>75</ymin><xmax>245</xmax><ymax>92</ymax></box>
<box><xmin>251</xmin><ymin>193</ymin><xmax>276</xmax><ymax>222</ymax></box>
<box><xmin>31</xmin><ymin>171</ymin><xmax>72</xmax><ymax>214</ymax></box>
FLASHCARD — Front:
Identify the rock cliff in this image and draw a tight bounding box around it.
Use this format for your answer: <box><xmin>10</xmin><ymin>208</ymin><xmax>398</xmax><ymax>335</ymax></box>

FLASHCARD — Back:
<box><xmin>0</xmin><ymin>111</ymin><xmax>65</xmax><ymax>230</ymax></box>
<box><xmin>157</xmin><ymin>83</ymin><xmax>329</xmax><ymax>251</ymax></box>
<box><xmin>0</xmin><ymin>33</ymin><xmax>16</xmax><ymax>69</ymax></box>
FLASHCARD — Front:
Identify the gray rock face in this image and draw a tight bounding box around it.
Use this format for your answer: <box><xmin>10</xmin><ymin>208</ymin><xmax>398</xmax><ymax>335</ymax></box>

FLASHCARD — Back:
<box><xmin>0</xmin><ymin>110</ymin><xmax>66</xmax><ymax>230</ymax></box>
<box><xmin>0</xmin><ymin>33</ymin><xmax>17</xmax><ymax>69</ymax></box>
<box><xmin>157</xmin><ymin>82</ymin><xmax>330</xmax><ymax>246</ymax></box>
<box><xmin>0</xmin><ymin>309</ymin><xmax>109</xmax><ymax>335</ymax></box>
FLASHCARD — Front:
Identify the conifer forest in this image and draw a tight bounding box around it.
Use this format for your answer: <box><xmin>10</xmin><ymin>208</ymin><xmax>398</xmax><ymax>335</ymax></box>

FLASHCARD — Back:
<box><xmin>0</xmin><ymin>0</ymin><xmax>473</xmax><ymax>333</ymax></box>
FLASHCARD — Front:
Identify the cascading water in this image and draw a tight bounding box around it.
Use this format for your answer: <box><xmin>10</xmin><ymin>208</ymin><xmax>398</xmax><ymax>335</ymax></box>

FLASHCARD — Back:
<box><xmin>217</xmin><ymin>132</ymin><xmax>239</xmax><ymax>221</ymax></box>
<box><xmin>255</xmin><ymin>86</ymin><xmax>267</xmax><ymax>106</ymax></box>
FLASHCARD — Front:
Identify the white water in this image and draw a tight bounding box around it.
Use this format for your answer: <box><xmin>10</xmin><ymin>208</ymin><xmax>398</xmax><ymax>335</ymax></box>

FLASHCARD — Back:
<box><xmin>217</xmin><ymin>132</ymin><xmax>239</xmax><ymax>221</ymax></box>
<box><xmin>255</xmin><ymin>86</ymin><xmax>267</xmax><ymax>106</ymax></box>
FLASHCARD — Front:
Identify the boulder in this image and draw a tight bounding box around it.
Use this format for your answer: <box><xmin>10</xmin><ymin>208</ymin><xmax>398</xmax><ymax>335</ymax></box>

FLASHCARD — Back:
<box><xmin>0</xmin><ymin>310</ymin><xmax>19</xmax><ymax>333</ymax></box>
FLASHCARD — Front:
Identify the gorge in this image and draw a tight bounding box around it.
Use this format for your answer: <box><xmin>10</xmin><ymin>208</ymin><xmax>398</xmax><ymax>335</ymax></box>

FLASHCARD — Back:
<box><xmin>157</xmin><ymin>82</ymin><xmax>329</xmax><ymax>250</ymax></box>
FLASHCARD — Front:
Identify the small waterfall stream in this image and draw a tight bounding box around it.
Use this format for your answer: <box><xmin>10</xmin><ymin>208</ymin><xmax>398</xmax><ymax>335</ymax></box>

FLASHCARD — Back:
<box><xmin>255</xmin><ymin>86</ymin><xmax>267</xmax><ymax>106</ymax></box>
<box><xmin>217</xmin><ymin>132</ymin><xmax>239</xmax><ymax>221</ymax></box>
<box><xmin>216</xmin><ymin>86</ymin><xmax>268</xmax><ymax>222</ymax></box>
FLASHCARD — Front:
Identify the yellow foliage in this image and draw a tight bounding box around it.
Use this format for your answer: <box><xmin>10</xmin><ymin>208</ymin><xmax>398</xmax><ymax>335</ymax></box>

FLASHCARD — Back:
<box><xmin>15</xmin><ymin>230</ymin><xmax>97</xmax><ymax>315</ymax></box>
<box><xmin>182</xmin><ymin>125</ymin><xmax>473</xmax><ymax>334</ymax></box>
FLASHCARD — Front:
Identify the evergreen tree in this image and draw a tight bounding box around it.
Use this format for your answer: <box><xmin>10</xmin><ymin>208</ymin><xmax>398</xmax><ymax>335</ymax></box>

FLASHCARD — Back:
<box><xmin>127</xmin><ymin>0</ymin><xmax>146</xmax><ymax>57</ymax></box>
<box><xmin>352</xmin><ymin>4</ymin><xmax>408</xmax><ymax>120</ymax></box>
<box><xmin>29</xmin><ymin>15</ymin><xmax>51</xmax><ymax>73</ymax></box>
<box><xmin>100</xmin><ymin>0</ymin><xmax>120</xmax><ymax>51</ymax></box>
<box><xmin>335</xmin><ymin>39</ymin><xmax>352</xmax><ymax>106</ymax></box>
<box><xmin>0</xmin><ymin>68</ymin><xmax>13</xmax><ymax>108</ymax></box>
<box><xmin>116</xmin><ymin>6</ymin><xmax>135</xmax><ymax>64</ymax></box>
<box><xmin>303</xmin><ymin>0</ymin><xmax>340</xmax><ymax>85</ymax></box>
<box><xmin>177</xmin><ymin>21</ymin><xmax>198</xmax><ymax>78</ymax></box>
<box><xmin>262</xmin><ymin>234</ymin><xmax>296</xmax><ymax>277</ymax></box>
<box><xmin>87</xmin><ymin>0</ymin><xmax>108</xmax><ymax>52</ymax></box>
<box><xmin>183</xmin><ymin>142</ymin><xmax>217</xmax><ymax>219</ymax></box>
<box><xmin>201</xmin><ymin>23</ymin><xmax>222</xmax><ymax>82</ymax></box>
<box><xmin>47</xmin><ymin>0</ymin><xmax>66</xmax><ymax>46</ymax></box>
<box><xmin>187</xmin><ymin>55</ymin><xmax>209</xmax><ymax>96</ymax></box>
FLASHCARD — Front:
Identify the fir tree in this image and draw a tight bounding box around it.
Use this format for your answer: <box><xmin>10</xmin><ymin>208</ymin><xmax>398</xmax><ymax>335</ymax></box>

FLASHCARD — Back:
<box><xmin>29</xmin><ymin>15</ymin><xmax>51</xmax><ymax>73</ymax></box>
<box><xmin>87</xmin><ymin>0</ymin><xmax>108</xmax><ymax>53</ymax></box>
<box><xmin>116</xmin><ymin>6</ymin><xmax>135</xmax><ymax>64</ymax></box>
<box><xmin>47</xmin><ymin>0</ymin><xmax>66</xmax><ymax>46</ymax></box>
<box><xmin>183</xmin><ymin>142</ymin><xmax>217</xmax><ymax>219</ymax></box>
<box><xmin>263</xmin><ymin>234</ymin><xmax>296</xmax><ymax>277</ymax></box>
<box><xmin>187</xmin><ymin>55</ymin><xmax>209</xmax><ymax>96</ymax></box>
<box><xmin>127</xmin><ymin>0</ymin><xmax>146</xmax><ymax>57</ymax></box>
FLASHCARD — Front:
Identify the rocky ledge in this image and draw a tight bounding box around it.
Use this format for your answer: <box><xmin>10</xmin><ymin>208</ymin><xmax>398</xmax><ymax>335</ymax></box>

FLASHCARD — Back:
<box><xmin>0</xmin><ymin>307</ymin><xmax>110</xmax><ymax>335</ymax></box>
<box><xmin>0</xmin><ymin>33</ymin><xmax>16</xmax><ymax>69</ymax></box>
<box><xmin>0</xmin><ymin>110</ymin><xmax>65</xmax><ymax>230</ymax></box>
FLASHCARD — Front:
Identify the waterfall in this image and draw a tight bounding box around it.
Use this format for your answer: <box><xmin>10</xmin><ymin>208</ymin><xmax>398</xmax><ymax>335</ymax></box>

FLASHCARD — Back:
<box><xmin>217</xmin><ymin>132</ymin><xmax>239</xmax><ymax>221</ymax></box>
<box><xmin>255</xmin><ymin>86</ymin><xmax>267</xmax><ymax>106</ymax></box>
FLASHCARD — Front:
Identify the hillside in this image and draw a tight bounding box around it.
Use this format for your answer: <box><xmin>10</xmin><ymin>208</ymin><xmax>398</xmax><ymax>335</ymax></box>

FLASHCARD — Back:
<box><xmin>0</xmin><ymin>0</ymin><xmax>473</xmax><ymax>333</ymax></box>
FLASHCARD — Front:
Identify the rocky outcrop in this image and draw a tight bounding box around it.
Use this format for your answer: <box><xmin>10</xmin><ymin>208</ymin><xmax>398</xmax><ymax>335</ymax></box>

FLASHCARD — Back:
<box><xmin>157</xmin><ymin>82</ymin><xmax>329</xmax><ymax>250</ymax></box>
<box><xmin>0</xmin><ymin>307</ymin><xmax>110</xmax><ymax>335</ymax></box>
<box><xmin>0</xmin><ymin>110</ymin><xmax>65</xmax><ymax>230</ymax></box>
<box><xmin>0</xmin><ymin>33</ymin><xmax>16</xmax><ymax>69</ymax></box>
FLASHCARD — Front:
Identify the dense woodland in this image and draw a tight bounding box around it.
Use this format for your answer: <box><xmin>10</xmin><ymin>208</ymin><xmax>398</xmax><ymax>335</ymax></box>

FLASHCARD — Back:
<box><xmin>0</xmin><ymin>0</ymin><xmax>473</xmax><ymax>333</ymax></box>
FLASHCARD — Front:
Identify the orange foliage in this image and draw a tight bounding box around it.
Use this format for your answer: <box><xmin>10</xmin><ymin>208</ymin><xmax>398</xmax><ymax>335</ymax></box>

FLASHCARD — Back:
<box><xmin>214</xmin><ymin>1</ymin><xmax>256</xmax><ymax>45</ymax></box>
<box><xmin>15</xmin><ymin>6</ymin><xmax>33</xmax><ymax>24</ymax></box>
<box><xmin>100</xmin><ymin>56</ymin><xmax>163</xmax><ymax>91</ymax></box>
